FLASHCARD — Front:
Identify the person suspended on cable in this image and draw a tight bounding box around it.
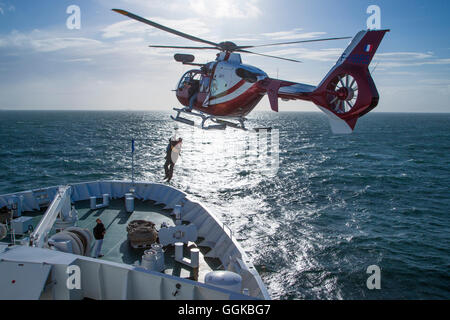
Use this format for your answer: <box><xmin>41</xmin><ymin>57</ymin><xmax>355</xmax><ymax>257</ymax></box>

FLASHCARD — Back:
<box><xmin>164</xmin><ymin>137</ymin><xmax>182</xmax><ymax>182</ymax></box>
<box><xmin>163</xmin><ymin>137</ymin><xmax>173</xmax><ymax>180</ymax></box>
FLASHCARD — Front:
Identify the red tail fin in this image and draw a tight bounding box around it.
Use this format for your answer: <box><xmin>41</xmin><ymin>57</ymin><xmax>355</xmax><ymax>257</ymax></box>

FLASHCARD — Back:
<box><xmin>312</xmin><ymin>29</ymin><xmax>389</xmax><ymax>133</ymax></box>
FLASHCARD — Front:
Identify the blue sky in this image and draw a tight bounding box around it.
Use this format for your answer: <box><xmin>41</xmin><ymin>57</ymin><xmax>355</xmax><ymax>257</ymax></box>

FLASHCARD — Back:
<box><xmin>0</xmin><ymin>0</ymin><xmax>449</xmax><ymax>112</ymax></box>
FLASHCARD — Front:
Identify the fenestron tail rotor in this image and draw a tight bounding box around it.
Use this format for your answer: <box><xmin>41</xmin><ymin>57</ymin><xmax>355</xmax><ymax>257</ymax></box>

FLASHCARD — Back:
<box><xmin>112</xmin><ymin>9</ymin><xmax>351</xmax><ymax>63</ymax></box>
<box><xmin>327</xmin><ymin>74</ymin><xmax>359</xmax><ymax>114</ymax></box>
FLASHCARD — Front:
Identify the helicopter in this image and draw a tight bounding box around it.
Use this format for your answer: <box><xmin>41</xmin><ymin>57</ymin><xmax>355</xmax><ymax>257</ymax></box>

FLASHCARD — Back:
<box><xmin>112</xmin><ymin>9</ymin><xmax>389</xmax><ymax>133</ymax></box>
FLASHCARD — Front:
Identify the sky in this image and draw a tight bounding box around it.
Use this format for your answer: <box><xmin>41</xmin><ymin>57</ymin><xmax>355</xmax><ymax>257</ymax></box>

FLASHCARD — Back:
<box><xmin>0</xmin><ymin>0</ymin><xmax>449</xmax><ymax>113</ymax></box>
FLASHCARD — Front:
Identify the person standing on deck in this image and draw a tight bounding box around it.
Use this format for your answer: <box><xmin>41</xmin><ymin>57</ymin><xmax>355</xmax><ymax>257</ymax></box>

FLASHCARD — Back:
<box><xmin>93</xmin><ymin>218</ymin><xmax>106</xmax><ymax>258</ymax></box>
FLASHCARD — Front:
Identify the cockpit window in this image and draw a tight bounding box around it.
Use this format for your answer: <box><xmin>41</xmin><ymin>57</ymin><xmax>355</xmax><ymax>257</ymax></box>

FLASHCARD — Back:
<box><xmin>177</xmin><ymin>70</ymin><xmax>201</xmax><ymax>90</ymax></box>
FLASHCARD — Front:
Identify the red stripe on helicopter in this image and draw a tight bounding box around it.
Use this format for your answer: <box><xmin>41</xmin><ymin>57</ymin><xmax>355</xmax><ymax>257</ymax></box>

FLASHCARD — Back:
<box><xmin>209</xmin><ymin>79</ymin><xmax>246</xmax><ymax>100</ymax></box>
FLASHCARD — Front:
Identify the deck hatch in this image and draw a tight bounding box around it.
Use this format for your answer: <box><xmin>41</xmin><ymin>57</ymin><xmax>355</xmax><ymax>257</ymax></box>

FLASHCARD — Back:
<box><xmin>0</xmin><ymin>261</ymin><xmax>52</xmax><ymax>300</ymax></box>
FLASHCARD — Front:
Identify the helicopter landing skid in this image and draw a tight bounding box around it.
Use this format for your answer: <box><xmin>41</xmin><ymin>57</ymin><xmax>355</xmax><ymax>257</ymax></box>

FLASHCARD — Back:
<box><xmin>171</xmin><ymin>108</ymin><xmax>248</xmax><ymax>131</ymax></box>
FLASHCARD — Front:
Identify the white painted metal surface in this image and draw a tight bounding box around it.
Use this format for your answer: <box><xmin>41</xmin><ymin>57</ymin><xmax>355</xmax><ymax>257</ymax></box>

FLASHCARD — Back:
<box><xmin>30</xmin><ymin>186</ymin><xmax>72</xmax><ymax>248</ymax></box>
<box><xmin>158</xmin><ymin>224</ymin><xmax>198</xmax><ymax>246</ymax></box>
<box><xmin>0</xmin><ymin>180</ymin><xmax>271</xmax><ymax>300</ymax></box>
<box><xmin>11</xmin><ymin>216</ymin><xmax>33</xmax><ymax>234</ymax></box>
<box><xmin>150</xmin><ymin>243</ymin><xmax>165</xmax><ymax>272</ymax></box>
<box><xmin>205</xmin><ymin>270</ymin><xmax>242</xmax><ymax>293</ymax></box>
<box><xmin>0</xmin><ymin>260</ymin><xmax>52</xmax><ymax>300</ymax></box>
<box><xmin>0</xmin><ymin>245</ymin><xmax>252</xmax><ymax>300</ymax></box>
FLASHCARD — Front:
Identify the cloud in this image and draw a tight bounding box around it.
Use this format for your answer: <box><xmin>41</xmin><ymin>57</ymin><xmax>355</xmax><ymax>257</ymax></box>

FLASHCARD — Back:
<box><xmin>262</xmin><ymin>28</ymin><xmax>327</xmax><ymax>40</ymax></box>
<box><xmin>109</xmin><ymin>0</ymin><xmax>262</xmax><ymax>19</ymax></box>
<box><xmin>0</xmin><ymin>30</ymin><xmax>104</xmax><ymax>53</ymax></box>
<box><xmin>376</xmin><ymin>52</ymin><xmax>433</xmax><ymax>61</ymax></box>
<box><xmin>257</xmin><ymin>48</ymin><xmax>450</xmax><ymax>69</ymax></box>
<box><xmin>102</xmin><ymin>16</ymin><xmax>210</xmax><ymax>40</ymax></box>
<box><xmin>32</xmin><ymin>37</ymin><xmax>104</xmax><ymax>53</ymax></box>
<box><xmin>0</xmin><ymin>29</ymin><xmax>145</xmax><ymax>56</ymax></box>
<box><xmin>374</xmin><ymin>51</ymin><xmax>450</xmax><ymax>67</ymax></box>
<box><xmin>188</xmin><ymin>0</ymin><xmax>261</xmax><ymax>19</ymax></box>
<box><xmin>62</xmin><ymin>58</ymin><xmax>93</xmax><ymax>63</ymax></box>
<box><xmin>262</xmin><ymin>47</ymin><xmax>343</xmax><ymax>62</ymax></box>
<box><xmin>383</xmin><ymin>71</ymin><xmax>417</xmax><ymax>76</ymax></box>
<box><xmin>416</xmin><ymin>78</ymin><xmax>450</xmax><ymax>89</ymax></box>
<box><xmin>259</xmin><ymin>48</ymin><xmax>450</xmax><ymax>68</ymax></box>
<box><xmin>111</xmin><ymin>0</ymin><xmax>182</xmax><ymax>12</ymax></box>
<box><xmin>102</xmin><ymin>19</ymin><xmax>156</xmax><ymax>39</ymax></box>
<box><xmin>0</xmin><ymin>1</ymin><xmax>14</xmax><ymax>14</ymax></box>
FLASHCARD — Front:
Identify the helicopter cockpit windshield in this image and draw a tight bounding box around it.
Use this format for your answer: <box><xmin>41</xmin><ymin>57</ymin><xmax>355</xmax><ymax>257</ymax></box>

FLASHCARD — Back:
<box><xmin>177</xmin><ymin>69</ymin><xmax>211</xmax><ymax>93</ymax></box>
<box><xmin>177</xmin><ymin>70</ymin><xmax>200</xmax><ymax>90</ymax></box>
<box><xmin>175</xmin><ymin>68</ymin><xmax>212</xmax><ymax>108</ymax></box>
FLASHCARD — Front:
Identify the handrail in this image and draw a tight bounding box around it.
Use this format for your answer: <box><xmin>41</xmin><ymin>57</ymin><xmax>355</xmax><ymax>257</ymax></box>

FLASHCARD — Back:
<box><xmin>222</xmin><ymin>222</ymin><xmax>233</xmax><ymax>240</ymax></box>
<box><xmin>30</xmin><ymin>186</ymin><xmax>72</xmax><ymax>248</ymax></box>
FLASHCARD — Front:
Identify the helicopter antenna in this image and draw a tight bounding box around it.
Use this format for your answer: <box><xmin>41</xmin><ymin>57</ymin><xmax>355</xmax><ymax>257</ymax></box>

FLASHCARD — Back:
<box><xmin>370</xmin><ymin>61</ymin><xmax>379</xmax><ymax>74</ymax></box>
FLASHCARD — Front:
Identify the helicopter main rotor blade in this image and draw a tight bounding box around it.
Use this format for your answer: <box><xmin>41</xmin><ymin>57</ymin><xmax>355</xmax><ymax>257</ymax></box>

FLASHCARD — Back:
<box><xmin>236</xmin><ymin>36</ymin><xmax>352</xmax><ymax>49</ymax></box>
<box><xmin>236</xmin><ymin>49</ymin><xmax>303</xmax><ymax>63</ymax></box>
<box><xmin>112</xmin><ymin>9</ymin><xmax>220</xmax><ymax>47</ymax></box>
<box><xmin>149</xmin><ymin>45</ymin><xmax>219</xmax><ymax>50</ymax></box>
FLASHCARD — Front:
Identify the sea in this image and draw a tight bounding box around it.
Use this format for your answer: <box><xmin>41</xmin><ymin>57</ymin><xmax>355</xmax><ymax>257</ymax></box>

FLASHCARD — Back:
<box><xmin>0</xmin><ymin>110</ymin><xmax>449</xmax><ymax>299</ymax></box>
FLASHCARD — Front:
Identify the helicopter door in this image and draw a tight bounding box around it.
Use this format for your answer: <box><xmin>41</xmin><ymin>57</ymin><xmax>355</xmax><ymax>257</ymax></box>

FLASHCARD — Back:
<box><xmin>176</xmin><ymin>70</ymin><xmax>204</xmax><ymax>106</ymax></box>
<box><xmin>198</xmin><ymin>75</ymin><xmax>211</xmax><ymax>107</ymax></box>
<box><xmin>210</xmin><ymin>63</ymin><xmax>233</xmax><ymax>100</ymax></box>
<box><xmin>177</xmin><ymin>71</ymin><xmax>194</xmax><ymax>100</ymax></box>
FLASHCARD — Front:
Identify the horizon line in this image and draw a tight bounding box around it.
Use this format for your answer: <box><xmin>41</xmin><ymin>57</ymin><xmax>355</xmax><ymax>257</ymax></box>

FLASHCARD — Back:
<box><xmin>0</xmin><ymin>108</ymin><xmax>449</xmax><ymax>114</ymax></box>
